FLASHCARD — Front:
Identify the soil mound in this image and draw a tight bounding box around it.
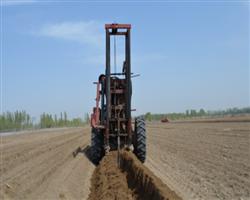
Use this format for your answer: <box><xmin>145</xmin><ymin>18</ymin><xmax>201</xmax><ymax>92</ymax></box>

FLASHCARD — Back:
<box><xmin>88</xmin><ymin>151</ymin><xmax>133</xmax><ymax>200</ymax></box>
<box><xmin>88</xmin><ymin>150</ymin><xmax>181</xmax><ymax>200</ymax></box>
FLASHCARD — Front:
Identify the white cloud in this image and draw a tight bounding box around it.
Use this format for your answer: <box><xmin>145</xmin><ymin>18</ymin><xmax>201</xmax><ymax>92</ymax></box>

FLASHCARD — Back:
<box><xmin>36</xmin><ymin>20</ymin><xmax>104</xmax><ymax>47</ymax></box>
<box><xmin>34</xmin><ymin>20</ymin><xmax>167</xmax><ymax>70</ymax></box>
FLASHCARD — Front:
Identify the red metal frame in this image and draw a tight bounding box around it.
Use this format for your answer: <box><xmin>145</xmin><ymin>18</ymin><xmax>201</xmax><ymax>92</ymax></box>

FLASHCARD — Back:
<box><xmin>105</xmin><ymin>23</ymin><xmax>131</xmax><ymax>29</ymax></box>
<box><xmin>91</xmin><ymin>23</ymin><xmax>132</xmax><ymax>152</ymax></box>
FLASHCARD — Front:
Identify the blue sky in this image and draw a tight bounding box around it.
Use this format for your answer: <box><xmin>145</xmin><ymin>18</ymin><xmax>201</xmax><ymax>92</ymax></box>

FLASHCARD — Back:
<box><xmin>1</xmin><ymin>0</ymin><xmax>249</xmax><ymax>120</ymax></box>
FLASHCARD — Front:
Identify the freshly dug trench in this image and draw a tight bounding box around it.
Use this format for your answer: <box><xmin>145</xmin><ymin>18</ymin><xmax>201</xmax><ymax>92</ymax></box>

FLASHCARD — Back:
<box><xmin>120</xmin><ymin>150</ymin><xmax>182</xmax><ymax>200</ymax></box>
<box><xmin>88</xmin><ymin>151</ymin><xmax>133</xmax><ymax>200</ymax></box>
<box><xmin>88</xmin><ymin>150</ymin><xmax>181</xmax><ymax>200</ymax></box>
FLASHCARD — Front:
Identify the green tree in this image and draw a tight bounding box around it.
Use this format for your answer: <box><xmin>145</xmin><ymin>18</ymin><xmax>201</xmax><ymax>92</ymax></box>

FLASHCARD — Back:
<box><xmin>64</xmin><ymin>112</ymin><xmax>68</xmax><ymax>126</ymax></box>
<box><xmin>199</xmin><ymin>108</ymin><xmax>206</xmax><ymax>116</ymax></box>
<box><xmin>54</xmin><ymin>114</ymin><xmax>58</xmax><ymax>127</ymax></box>
<box><xmin>84</xmin><ymin>113</ymin><xmax>90</xmax><ymax>124</ymax></box>
<box><xmin>190</xmin><ymin>109</ymin><xmax>197</xmax><ymax>117</ymax></box>
<box><xmin>145</xmin><ymin>112</ymin><xmax>152</xmax><ymax>121</ymax></box>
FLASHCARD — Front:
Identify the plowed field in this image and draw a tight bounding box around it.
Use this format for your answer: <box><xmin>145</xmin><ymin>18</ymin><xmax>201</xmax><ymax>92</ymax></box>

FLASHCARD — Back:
<box><xmin>1</xmin><ymin>121</ymin><xmax>249</xmax><ymax>200</ymax></box>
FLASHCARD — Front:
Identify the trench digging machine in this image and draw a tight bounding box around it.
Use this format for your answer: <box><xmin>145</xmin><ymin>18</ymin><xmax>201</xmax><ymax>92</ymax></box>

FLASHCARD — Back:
<box><xmin>90</xmin><ymin>23</ymin><xmax>146</xmax><ymax>164</ymax></box>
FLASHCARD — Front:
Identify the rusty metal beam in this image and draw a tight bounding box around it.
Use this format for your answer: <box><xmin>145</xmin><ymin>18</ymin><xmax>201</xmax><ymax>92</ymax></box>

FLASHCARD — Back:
<box><xmin>105</xmin><ymin>23</ymin><xmax>131</xmax><ymax>29</ymax></box>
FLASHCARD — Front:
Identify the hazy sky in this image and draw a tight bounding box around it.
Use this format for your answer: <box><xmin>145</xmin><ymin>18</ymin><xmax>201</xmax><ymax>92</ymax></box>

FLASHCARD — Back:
<box><xmin>1</xmin><ymin>0</ymin><xmax>249</xmax><ymax>120</ymax></box>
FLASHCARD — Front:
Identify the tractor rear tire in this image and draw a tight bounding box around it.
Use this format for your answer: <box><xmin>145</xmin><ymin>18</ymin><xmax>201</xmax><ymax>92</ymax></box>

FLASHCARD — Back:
<box><xmin>134</xmin><ymin>116</ymin><xmax>146</xmax><ymax>163</ymax></box>
<box><xmin>91</xmin><ymin>128</ymin><xmax>103</xmax><ymax>165</ymax></box>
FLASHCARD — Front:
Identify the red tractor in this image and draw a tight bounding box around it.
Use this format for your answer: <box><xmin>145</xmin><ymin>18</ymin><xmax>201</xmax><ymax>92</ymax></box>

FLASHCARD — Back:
<box><xmin>161</xmin><ymin>118</ymin><xmax>169</xmax><ymax>123</ymax></box>
<box><xmin>90</xmin><ymin>23</ymin><xmax>146</xmax><ymax>164</ymax></box>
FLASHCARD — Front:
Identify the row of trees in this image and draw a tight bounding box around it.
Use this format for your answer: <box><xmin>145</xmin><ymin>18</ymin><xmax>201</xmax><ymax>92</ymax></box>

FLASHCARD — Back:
<box><xmin>0</xmin><ymin>111</ymin><xmax>90</xmax><ymax>132</ymax></box>
<box><xmin>144</xmin><ymin>107</ymin><xmax>250</xmax><ymax>121</ymax></box>
<box><xmin>40</xmin><ymin>112</ymin><xmax>89</xmax><ymax>128</ymax></box>
<box><xmin>0</xmin><ymin>111</ymin><xmax>33</xmax><ymax>131</ymax></box>
<box><xmin>1</xmin><ymin>107</ymin><xmax>249</xmax><ymax>131</ymax></box>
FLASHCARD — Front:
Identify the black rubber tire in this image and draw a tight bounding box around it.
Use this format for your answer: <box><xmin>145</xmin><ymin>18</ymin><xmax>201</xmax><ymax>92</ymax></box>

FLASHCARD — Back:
<box><xmin>134</xmin><ymin>116</ymin><xmax>146</xmax><ymax>163</ymax></box>
<box><xmin>91</xmin><ymin>128</ymin><xmax>103</xmax><ymax>165</ymax></box>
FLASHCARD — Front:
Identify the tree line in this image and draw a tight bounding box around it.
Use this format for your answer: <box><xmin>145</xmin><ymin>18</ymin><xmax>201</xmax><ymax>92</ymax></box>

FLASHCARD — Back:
<box><xmin>40</xmin><ymin>112</ymin><xmax>89</xmax><ymax>128</ymax></box>
<box><xmin>0</xmin><ymin>111</ymin><xmax>90</xmax><ymax>132</ymax></box>
<box><xmin>0</xmin><ymin>111</ymin><xmax>33</xmax><ymax>132</ymax></box>
<box><xmin>144</xmin><ymin>107</ymin><xmax>250</xmax><ymax>121</ymax></box>
<box><xmin>1</xmin><ymin>107</ymin><xmax>249</xmax><ymax>132</ymax></box>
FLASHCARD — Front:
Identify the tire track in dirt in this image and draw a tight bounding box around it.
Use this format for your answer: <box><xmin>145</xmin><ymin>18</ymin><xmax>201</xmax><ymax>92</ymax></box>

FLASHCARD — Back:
<box><xmin>0</xmin><ymin>127</ymin><xmax>95</xmax><ymax>200</ymax></box>
<box><xmin>145</xmin><ymin>122</ymin><xmax>250</xmax><ymax>200</ymax></box>
<box><xmin>1</xmin><ymin>129</ymin><xmax>84</xmax><ymax>175</ymax></box>
<box><xmin>2</xmin><ymin>133</ymin><xmax>82</xmax><ymax>179</ymax></box>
